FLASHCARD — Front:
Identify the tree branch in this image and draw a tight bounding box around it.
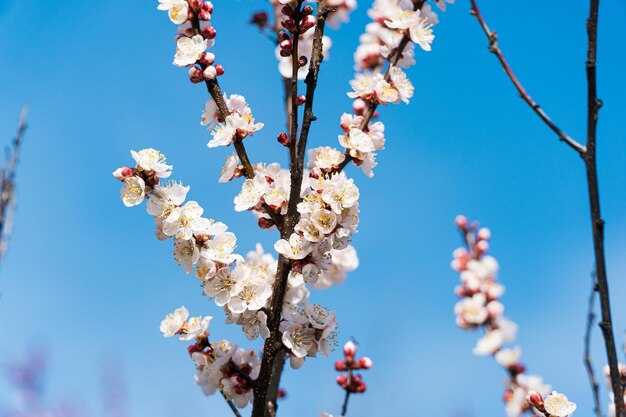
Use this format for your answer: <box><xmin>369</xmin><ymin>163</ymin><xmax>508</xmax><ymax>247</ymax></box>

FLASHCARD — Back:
<box><xmin>582</xmin><ymin>1</ymin><xmax>624</xmax><ymax>416</ymax></box>
<box><xmin>204</xmin><ymin>79</ymin><xmax>284</xmax><ymax>229</ymax></box>
<box><xmin>468</xmin><ymin>0</ymin><xmax>586</xmax><ymax>155</ymax></box>
<box><xmin>252</xmin><ymin>3</ymin><xmax>330</xmax><ymax>416</ymax></box>
<box><xmin>584</xmin><ymin>272</ymin><xmax>603</xmax><ymax>417</ymax></box>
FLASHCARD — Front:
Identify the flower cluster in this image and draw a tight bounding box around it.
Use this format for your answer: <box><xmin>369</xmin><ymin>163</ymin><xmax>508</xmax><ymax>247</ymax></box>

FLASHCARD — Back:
<box><xmin>527</xmin><ymin>391</ymin><xmax>577</xmax><ymax>417</ymax></box>
<box><xmin>334</xmin><ymin>0</ymin><xmax>447</xmax><ymax>177</ymax></box>
<box><xmin>201</xmin><ymin>93</ymin><xmax>265</xmax><ymax>148</ymax></box>
<box><xmin>604</xmin><ymin>363</ymin><xmax>626</xmax><ymax>417</ymax></box>
<box><xmin>451</xmin><ymin>215</ymin><xmax>555</xmax><ymax>417</ymax></box>
<box><xmin>334</xmin><ymin>340</ymin><xmax>372</xmax><ymax>393</ymax></box>
<box><xmin>189</xmin><ymin>338</ymin><xmax>261</xmax><ymax>408</ymax></box>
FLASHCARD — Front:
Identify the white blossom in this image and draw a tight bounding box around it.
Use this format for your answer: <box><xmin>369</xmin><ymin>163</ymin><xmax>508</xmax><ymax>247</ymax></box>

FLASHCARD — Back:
<box><xmin>174</xmin><ymin>35</ymin><xmax>208</xmax><ymax>67</ymax></box>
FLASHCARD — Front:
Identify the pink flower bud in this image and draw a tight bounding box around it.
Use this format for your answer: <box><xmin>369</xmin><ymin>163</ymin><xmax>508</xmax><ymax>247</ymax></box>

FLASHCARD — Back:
<box><xmin>214</xmin><ymin>64</ymin><xmax>224</xmax><ymax>76</ymax></box>
<box><xmin>477</xmin><ymin>227</ymin><xmax>491</xmax><ymax>241</ymax></box>
<box><xmin>299</xmin><ymin>15</ymin><xmax>316</xmax><ymax>32</ymax></box>
<box><xmin>280</xmin><ymin>39</ymin><xmax>293</xmax><ymax>53</ymax></box>
<box><xmin>455</xmin><ymin>215</ymin><xmax>468</xmax><ymax>229</ymax></box>
<box><xmin>203</xmin><ymin>66</ymin><xmax>217</xmax><ymax>80</ymax></box>
<box><xmin>189</xmin><ymin>66</ymin><xmax>204</xmax><ymax>83</ymax></box>
<box><xmin>302</xmin><ymin>5</ymin><xmax>313</xmax><ymax>15</ymax></box>
<box><xmin>278</xmin><ymin>31</ymin><xmax>290</xmax><ymax>42</ymax></box>
<box><xmin>112</xmin><ymin>166</ymin><xmax>134</xmax><ymax>181</ymax></box>
<box><xmin>352</xmin><ymin>99</ymin><xmax>366</xmax><ymax>115</ymax></box>
<box><xmin>281</xmin><ymin>5</ymin><xmax>293</xmax><ymax>16</ymax></box>
<box><xmin>296</xmin><ymin>95</ymin><xmax>306</xmax><ymax>106</ymax></box>
<box><xmin>201</xmin><ymin>1</ymin><xmax>213</xmax><ymax>13</ymax></box>
<box><xmin>336</xmin><ymin>374</ymin><xmax>348</xmax><ymax>388</ymax></box>
<box><xmin>198</xmin><ymin>10</ymin><xmax>211</xmax><ymax>20</ymax></box>
<box><xmin>357</xmin><ymin>357</ymin><xmax>373</xmax><ymax>369</ymax></box>
<box><xmin>200</xmin><ymin>52</ymin><xmax>215</xmax><ymax>66</ymax></box>
<box><xmin>277</xmin><ymin>132</ymin><xmax>290</xmax><ymax>147</ymax></box>
<box><xmin>251</xmin><ymin>11</ymin><xmax>269</xmax><ymax>28</ymax></box>
<box><xmin>343</xmin><ymin>341</ymin><xmax>356</xmax><ymax>358</ymax></box>
<box><xmin>258</xmin><ymin>217</ymin><xmax>275</xmax><ymax>229</ymax></box>
<box><xmin>298</xmin><ymin>56</ymin><xmax>308</xmax><ymax>67</ymax></box>
<box><xmin>189</xmin><ymin>0</ymin><xmax>201</xmax><ymax>10</ymax></box>
<box><xmin>204</xmin><ymin>26</ymin><xmax>217</xmax><ymax>39</ymax></box>
<box><xmin>335</xmin><ymin>360</ymin><xmax>347</xmax><ymax>371</ymax></box>
<box><xmin>476</xmin><ymin>240</ymin><xmax>489</xmax><ymax>254</ymax></box>
<box><xmin>526</xmin><ymin>391</ymin><xmax>544</xmax><ymax>408</ymax></box>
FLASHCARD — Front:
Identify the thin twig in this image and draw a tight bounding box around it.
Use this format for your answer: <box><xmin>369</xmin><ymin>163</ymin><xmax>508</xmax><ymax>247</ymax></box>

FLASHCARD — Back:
<box><xmin>582</xmin><ymin>0</ymin><xmax>624</xmax><ymax>416</ymax></box>
<box><xmin>340</xmin><ymin>370</ymin><xmax>353</xmax><ymax>416</ymax></box>
<box><xmin>468</xmin><ymin>0</ymin><xmax>586</xmax><ymax>155</ymax></box>
<box><xmin>584</xmin><ymin>271</ymin><xmax>603</xmax><ymax>417</ymax></box>
<box><xmin>0</xmin><ymin>107</ymin><xmax>28</xmax><ymax>266</ymax></box>
<box><xmin>220</xmin><ymin>391</ymin><xmax>243</xmax><ymax>417</ymax></box>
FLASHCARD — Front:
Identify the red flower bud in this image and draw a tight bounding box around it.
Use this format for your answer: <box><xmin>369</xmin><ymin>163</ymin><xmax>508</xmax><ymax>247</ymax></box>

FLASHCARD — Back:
<box><xmin>357</xmin><ymin>357</ymin><xmax>372</xmax><ymax>370</ymax></box>
<box><xmin>258</xmin><ymin>217</ymin><xmax>275</xmax><ymax>229</ymax></box>
<box><xmin>189</xmin><ymin>66</ymin><xmax>204</xmax><ymax>83</ymax></box>
<box><xmin>277</xmin><ymin>132</ymin><xmax>290</xmax><ymax>147</ymax></box>
<box><xmin>335</xmin><ymin>360</ymin><xmax>348</xmax><ymax>371</ymax></box>
<box><xmin>215</xmin><ymin>64</ymin><xmax>225</xmax><ymax>76</ymax></box>
<box><xmin>296</xmin><ymin>95</ymin><xmax>306</xmax><ymax>106</ymax></box>
<box><xmin>204</xmin><ymin>26</ymin><xmax>217</xmax><ymax>39</ymax></box>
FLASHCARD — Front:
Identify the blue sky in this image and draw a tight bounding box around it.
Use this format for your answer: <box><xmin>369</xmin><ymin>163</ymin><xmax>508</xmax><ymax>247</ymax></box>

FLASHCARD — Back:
<box><xmin>1</xmin><ymin>0</ymin><xmax>626</xmax><ymax>416</ymax></box>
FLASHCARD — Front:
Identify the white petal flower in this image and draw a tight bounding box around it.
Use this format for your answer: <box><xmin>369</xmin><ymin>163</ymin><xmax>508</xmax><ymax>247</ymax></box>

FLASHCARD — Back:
<box><xmin>179</xmin><ymin>315</ymin><xmax>212</xmax><ymax>341</ymax></box>
<box><xmin>234</xmin><ymin>174</ymin><xmax>268</xmax><ymax>212</ymax></box>
<box><xmin>409</xmin><ymin>14</ymin><xmax>435</xmax><ymax>51</ymax></box>
<box><xmin>495</xmin><ymin>346</ymin><xmax>521</xmax><ymax>368</ymax></box>
<box><xmin>219</xmin><ymin>153</ymin><xmax>240</xmax><ymax>183</ymax></box>
<box><xmin>310</xmin><ymin>209</ymin><xmax>338</xmax><ymax>235</ymax></box>
<box><xmin>228</xmin><ymin>279</ymin><xmax>272</xmax><ymax>314</ymax></box>
<box><xmin>174</xmin><ymin>34</ymin><xmax>208</xmax><ymax>67</ymax></box>
<box><xmin>162</xmin><ymin>201</ymin><xmax>205</xmax><ymax>240</ymax></box>
<box><xmin>389</xmin><ymin>67</ymin><xmax>414</xmax><ymax>103</ymax></box>
<box><xmin>146</xmin><ymin>183</ymin><xmax>189</xmax><ymax>218</ymax></box>
<box><xmin>160</xmin><ymin>306</ymin><xmax>189</xmax><ymax>337</ymax></box>
<box><xmin>473</xmin><ymin>329</ymin><xmax>504</xmax><ymax>355</ymax></box>
<box><xmin>120</xmin><ymin>176</ymin><xmax>146</xmax><ymax>207</ymax></box>
<box><xmin>131</xmin><ymin>148</ymin><xmax>172</xmax><ymax>178</ymax></box>
<box><xmin>544</xmin><ymin>392</ymin><xmax>577</xmax><ymax>417</ymax></box>
<box><xmin>274</xmin><ymin>233</ymin><xmax>313</xmax><ymax>260</ymax></box>
<box><xmin>241</xmin><ymin>311</ymin><xmax>270</xmax><ymax>340</ymax></box>
<box><xmin>282</xmin><ymin>323</ymin><xmax>316</xmax><ymax>358</ymax></box>
<box><xmin>203</xmin><ymin>267</ymin><xmax>241</xmax><ymax>306</ymax></box>
<box><xmin>203</xmin><ymin>232</ymin><xmax>239</xmax><ymax>264</ymax></box>
<box><xmin>173</xmin><ymin>239</ymin><xmax>200</xmax><ymax>273</ymax></box>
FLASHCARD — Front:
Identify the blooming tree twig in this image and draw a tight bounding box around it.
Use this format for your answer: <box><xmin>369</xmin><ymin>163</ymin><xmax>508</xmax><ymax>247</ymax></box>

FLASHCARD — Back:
<box><xmin>584</xmin><ymin>272</ymin><xmax>603</xmax><ymax>417</ymax></box>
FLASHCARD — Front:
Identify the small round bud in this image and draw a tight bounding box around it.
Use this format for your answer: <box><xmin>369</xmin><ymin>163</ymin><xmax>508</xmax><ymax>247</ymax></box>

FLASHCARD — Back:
<box><xmin>335</xmin><ymin>360</ymin><xmax>348</xmax><ymax>371</ymax></box>
<box><xmin>357</xmin><ymin>357</ymin><xmax>373</xmax><ymax>370</ymax></box>
<box><xmin>251</xmin><ymin>11</ymin><xmax>269</xmax><ymax>27</ymax></box>
<box><xmin>280</xmin><ymin>39</ymin><xmax>293</xmax><ymax>52</ymax></box>
<box><xmin>455</xmin><ymin>215</ymin><xmax>468</xmax><ymax>229</ymax></box>
<box><xmin>198</xmin><ymin>10</ymin><xmax>211</xmax><ymax>20</ymax></box>
<box><xmin>279</xmin><ymin>50</ymin><xmax>291</xmax><ymax>58</ymax></box>
<box><xmin>214</xmin><ymin>64</ymin><xmax>225</xmax><ymax>76</ymax></box>
<box><xmin>277</xmin><ymin>132</ymin><xmax>290</xmax><ymax>147</ymax></box>
<box><xmin>200</xmin><ymin>52</ymin><xmax>216</xmax><ymax>66</ymax></box>
<box><xmin>296</xmin><ymin>95</ymin><xmax>306</xmax><ymax>106</ymax></box>
<box><xmin>258</xmin><ymin>217</ymin><xmax>275</xmax><ymax>229</ymax></box>
<box><xmin>278</xmin><ymin>31</ymin><xmax>290</xmax><ymax>42</ymax></box>
<box><xmin>476</xmin><ymin>240</ymin><xmax>489</xmax><ymax>254</ymax></box>
<box><xmin>336</xmin><ymin>374</ymin><xmax>348</xmax><ymax>388</ymax></box>
<box><xmin>302</xmin><ymin>5</ymin><xmax>313</xmax><ymax>15</ymax></box>
<box><xmin>527</xmin><ymin>391</ymin><xmax>544</xmax><ymax>408</ymax></box>
<box><xmin>201</xmin><ymin>1</ymin><xmax>213</xmax><ymax>13</ymax></box>
<box><xmin>477</xmin><ymin>227</ymin><xmax>491</xmax><ymax>241</ymax></box>
<box><xmin>352</xmin><ymin>98</ymin><xmax>366</xmax><ymax>115</ymax></box>
<box><xmin>203</xmin><ymin>66</ymin><xmax>217</xmax><ymax>80</ymax></box>
<box><xmin>298</xmin><ymin>56</ymin><xmax>308</xmax><ymax>67</ymax></box>
<box><xmin>204</xmin><ymin>26</ymin><xmax>217</xmax><ymax>39</ymax></box>
<box><xmin>343</xmin><ymin>341</ymin><xmax>356</xmax><ymax>358</ymax></box>
<box><xmin>189</xmin><ymin>66</ymin><xmax>204</xmax><ymax>83</ymax></box>
<box><xmin>300</xmin><ymin>15</ymin><xmax>316</xmax><ymax>32</ymax></box>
